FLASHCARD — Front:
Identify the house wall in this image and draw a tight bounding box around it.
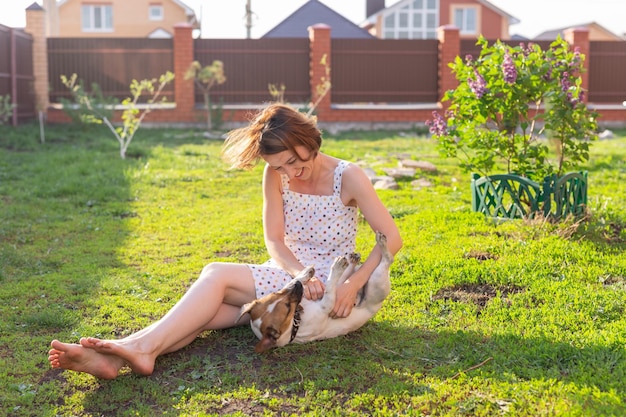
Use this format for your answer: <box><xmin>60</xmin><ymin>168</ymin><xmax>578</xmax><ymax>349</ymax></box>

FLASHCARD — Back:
<box><xmin>587</xmin><ymin>26</ymin><xmax>621</xmax><ymax>41</ymax></box>
<box><xmin>57</xmin><ymin>0</ymin><xmax>190</xmax><ymax>38</ymax></box>
<box><xmin>366</xmin><ymin>0</ymin><xmax>511</xmax><ymax>40</ymax></box>
<box><xmin>440</xmin><ymin>0</ymin><xmax>508</xmax><ymax>40</ymax></box>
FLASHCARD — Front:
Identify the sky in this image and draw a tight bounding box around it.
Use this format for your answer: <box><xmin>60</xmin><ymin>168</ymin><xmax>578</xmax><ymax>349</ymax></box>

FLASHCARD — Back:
<box><xmin>1</xmin><ymin>0</ymin><xmax>625</xmax><ymax>40</ymax></box>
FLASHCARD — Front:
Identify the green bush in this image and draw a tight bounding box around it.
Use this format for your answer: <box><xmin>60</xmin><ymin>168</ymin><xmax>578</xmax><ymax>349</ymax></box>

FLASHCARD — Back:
<box><xmin>428</xmin><ymin>36</ymin><xmax>598</xmax><ymax>182</ymax></box>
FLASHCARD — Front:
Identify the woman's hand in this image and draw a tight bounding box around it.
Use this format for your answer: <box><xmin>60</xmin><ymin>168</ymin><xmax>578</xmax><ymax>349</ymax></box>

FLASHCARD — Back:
<box><xmin>330</xmin><ymin>280</ymin><xmax>359</xmax><ymax>319</ymax></box>
<box><xmin>303</xmin><ymin>277</ymin><xmax>325</xmax><ymax>301</ymax></box>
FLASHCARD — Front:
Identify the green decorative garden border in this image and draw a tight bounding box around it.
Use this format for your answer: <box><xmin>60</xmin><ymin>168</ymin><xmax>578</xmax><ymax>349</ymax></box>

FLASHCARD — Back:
<box><xmin>471</xmin><ymin>171</ymin><xmax>588</xmax><ymax>219</ymax></box>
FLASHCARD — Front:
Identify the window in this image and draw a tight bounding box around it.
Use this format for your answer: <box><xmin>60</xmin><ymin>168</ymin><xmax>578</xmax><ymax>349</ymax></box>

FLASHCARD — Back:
<box><xmin>81</xmin><ymin>4</ymin><xmax>113</xmax><ymax>32</ymax></box>
<box><xmin>453</xmin><ymin>7</ymin><xmax>478</xmax><ymax>35</ymax></box>
<box><xmin>149</xmin><ymin>4</ymin><xmax>164</xmax><ymax>21</ymax></box>
<box><xmin>381</xmin><ymin>0</ymin><xmax>439</xmax><ymax>39</ymax></box>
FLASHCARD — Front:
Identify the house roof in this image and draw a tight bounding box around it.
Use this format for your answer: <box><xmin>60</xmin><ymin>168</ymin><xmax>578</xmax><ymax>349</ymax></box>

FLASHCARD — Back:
<box><xmin>363</xmin><ymin>0</ymin><xmax>520</xmax><ymax>26</ymax></box>
<box><xmin>533</xmin><ymin>22</ymin><xmax>622</xmax><ymax>41</ymax></box>
<box><xmin>262</xmin><ymin>0</ymin><xmax>374</xmax><ymax>39</ymax></box>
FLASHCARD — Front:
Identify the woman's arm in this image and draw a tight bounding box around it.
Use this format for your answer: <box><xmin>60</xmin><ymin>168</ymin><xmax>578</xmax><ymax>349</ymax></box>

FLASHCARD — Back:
<box><xmin>262</xmin><ymin>165</ymin><xmax>326</xmax><ymax>299</ymax></box>
<box><xmin>331</xmin><ymin>163</ymin><xmax>403</xmax><ymax>318</ymax></box>
<box><xmin>262</xmin><ymin>164</ymin><xmax>301</xmax><ymax>276</ymax></box>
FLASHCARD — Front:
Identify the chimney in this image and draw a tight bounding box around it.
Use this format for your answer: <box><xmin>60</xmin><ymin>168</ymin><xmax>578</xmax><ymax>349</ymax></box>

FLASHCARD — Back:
<box><xmin>366</xmin><ymin>0</ymin><xmax>385</xmax><ymax>18</ymax></box>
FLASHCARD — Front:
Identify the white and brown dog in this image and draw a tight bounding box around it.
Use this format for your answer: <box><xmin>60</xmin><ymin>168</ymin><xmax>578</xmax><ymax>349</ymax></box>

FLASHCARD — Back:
<box><xmin>239</xmin><ymin>231</ymin><xmax>393</xmax><ymax>352</ymax></box>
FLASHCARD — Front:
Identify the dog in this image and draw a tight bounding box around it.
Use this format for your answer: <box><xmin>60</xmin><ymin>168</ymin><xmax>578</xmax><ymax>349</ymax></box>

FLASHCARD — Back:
<box><xmin>238</xmin><ymin>231</ymin><xmax>393</xmax><ymax>352</ymax></box>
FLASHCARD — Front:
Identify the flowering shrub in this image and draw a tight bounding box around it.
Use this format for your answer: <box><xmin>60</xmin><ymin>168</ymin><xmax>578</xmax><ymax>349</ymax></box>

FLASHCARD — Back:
<box><xmin>427</xmin><ymin>36</ymin><xmax>598</xmax><ymax>182</ymax></box>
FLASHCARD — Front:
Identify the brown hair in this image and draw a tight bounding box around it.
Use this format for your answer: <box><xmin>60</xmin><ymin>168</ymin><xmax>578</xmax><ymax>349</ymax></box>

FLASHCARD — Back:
<box><xmin>222</xmin><ymin>104</ymin><xmax>322</xmax><ymax>170</ymax></box>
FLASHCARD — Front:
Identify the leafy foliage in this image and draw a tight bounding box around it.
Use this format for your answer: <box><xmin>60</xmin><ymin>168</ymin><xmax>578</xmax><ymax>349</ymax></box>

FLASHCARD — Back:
<box><xmin>0</xmin><ymin>94</ymin><xmax>16</xmax><ymax>125</ymax></box>
<box><xmin>428</xmin><ymin>36</ymin><xmax>598</xmax><ymax>182</ymax></box>
<box><xmin>184</xmin><ymin>60</ymin><xmax>226</xmax><ymax>131</ymax></box>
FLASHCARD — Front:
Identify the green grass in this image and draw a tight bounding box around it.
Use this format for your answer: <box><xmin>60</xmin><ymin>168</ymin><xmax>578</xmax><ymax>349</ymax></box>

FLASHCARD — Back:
<box><xmin>1</xmin><ymin>123</ymin><xmax>625</xmax><ymax>416</ymax></box>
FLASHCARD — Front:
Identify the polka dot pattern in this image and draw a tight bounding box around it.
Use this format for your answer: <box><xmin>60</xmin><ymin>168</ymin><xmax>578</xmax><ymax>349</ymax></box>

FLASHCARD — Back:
<box><xmin>248</xmin><ymin>160</ymin><xmax>357</xmax><ymax>298</ymax></box>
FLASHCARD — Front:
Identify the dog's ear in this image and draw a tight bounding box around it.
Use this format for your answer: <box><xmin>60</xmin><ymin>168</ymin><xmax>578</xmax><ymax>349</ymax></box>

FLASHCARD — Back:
<box><xmin>237</xmin><ymin>300</ymin><xmax>258</xmax><ymax>323</ymax></box>
<box><xmin>254</xmin><ymin>336</ymin><xmax>276</xmax><ymax>353</ymax></box>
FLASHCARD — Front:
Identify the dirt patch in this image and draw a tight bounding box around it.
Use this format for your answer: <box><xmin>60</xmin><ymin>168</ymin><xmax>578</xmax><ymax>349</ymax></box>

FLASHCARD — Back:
<box><xmin>464</xmin><ymin>250</ymin><xmax>498</xmax><ymax>261</ymax></box>
<box><xmin>601</xmin><ymin>275</ymin><xmax>626</xmax><ymax>291</ymax></box>
<box><xmin>433</xmin><ymin>283</ymin><xmax>524</xmax><ymax>308</ymax></box>
<box><xmin>605</xmin><ymin>222</ymin><xmax>625</xmax><ymax>244</ymax></box>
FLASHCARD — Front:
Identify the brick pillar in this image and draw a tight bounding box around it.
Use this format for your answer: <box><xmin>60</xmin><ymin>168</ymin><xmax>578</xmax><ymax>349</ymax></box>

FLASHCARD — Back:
<box><xmin>437</xmin><ymin>25</ymin><xmax>460</xmax><ymax>104</ymax></box>
<box><xmin>173</xmin><ymin>23</ymin><xmax>195</xmax><ymax>121</ymax></box>
<box><xmin>564</xmin><ymin>27</ymin><xmax>590</xmax><ymax>103</ymax></box>
<box><xmin>308</xmin><ymin>24</ymin><xmax>331</xmax><ymax>119</ymax></box>
<box><xmin>25</xmin><ymin>3</ymin><xmax>49</xmax><ymax>118</ymax></box>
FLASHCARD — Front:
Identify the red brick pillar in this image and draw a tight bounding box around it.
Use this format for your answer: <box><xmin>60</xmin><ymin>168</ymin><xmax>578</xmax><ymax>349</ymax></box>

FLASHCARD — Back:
<box><xmin>437</xmin><ymin>25</ymin><xmax>460</xmax><ymax>104</ymax></box>
<box><xmin>308</xmin><ymin>24</ymin><xmax>331</xmax><ymax>119</ymax></box>
<box><xmin>564</xmin><ymin>27</ymin><xmax>590</xmax><ymax>103</ymax></box>
<box><xmin>25</xmin><ymin>3</ymin><xmax>49</xmax><ymax>119</ymax></box>
<box><xmin>173</xmin><ymin>23</ymin><xmax>195</xmax><ymax>121</ymax></box>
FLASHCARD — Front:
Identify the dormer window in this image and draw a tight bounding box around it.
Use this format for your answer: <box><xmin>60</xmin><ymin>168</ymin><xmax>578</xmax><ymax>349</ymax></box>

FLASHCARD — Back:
<box><xmin>149</xmin><ymin>4</ymin><xmax>164</xmax><ymax>21</ymax></box>
<box><xmin>81</xmin><ymin>4</ymin><xmax>113</xmax><ymax>32</ymax></box>
<box><xmin>381</xmin><ymin>0</ymin><xmax>439</xmax><ymax>39</ymax></box>
<box><xmin>453</xmin><ymin>6</ymin><xmax>478</xmax><ymax>35</ymax></box>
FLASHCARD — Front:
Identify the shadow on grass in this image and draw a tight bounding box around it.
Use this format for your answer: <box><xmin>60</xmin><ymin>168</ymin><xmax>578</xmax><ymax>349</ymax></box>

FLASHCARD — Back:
<box><xmin>37</xmin><ymin>319</ymin><xmax>625</xmax><ymax>414</ymax></box>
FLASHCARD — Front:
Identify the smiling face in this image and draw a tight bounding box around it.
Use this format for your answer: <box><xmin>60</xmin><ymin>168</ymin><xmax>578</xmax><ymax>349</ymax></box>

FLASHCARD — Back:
<box><xmin>262</xmin><ymin>146</ymin><xmax>317</xmax><ymax>182</ymax></box>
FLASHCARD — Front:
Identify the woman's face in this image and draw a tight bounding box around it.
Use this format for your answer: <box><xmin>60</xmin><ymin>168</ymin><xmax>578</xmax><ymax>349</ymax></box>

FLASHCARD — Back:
<box><xmin>262</xmin><ymin>146</ymin><xmax>316</xmax><ymax>181</ymax></box>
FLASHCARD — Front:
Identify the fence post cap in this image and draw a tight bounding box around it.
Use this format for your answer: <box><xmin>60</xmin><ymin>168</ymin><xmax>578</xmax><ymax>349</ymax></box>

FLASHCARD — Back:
<box><xmin>308</xmin><ymin>23</ymin><xmax>331</xmax><ymax>31</ymax></box>
<box><xmin>26</xmin><ymin>2</ymin><xmax>43</xmax><ymax>11</ymax></box>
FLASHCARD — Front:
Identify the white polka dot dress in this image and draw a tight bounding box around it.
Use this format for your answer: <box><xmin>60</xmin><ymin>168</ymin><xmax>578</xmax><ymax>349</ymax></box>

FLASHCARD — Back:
<box><xmin>249</xmin><ymin>160</ymin><xmax>357</xmax><ymax>298</ymax></box>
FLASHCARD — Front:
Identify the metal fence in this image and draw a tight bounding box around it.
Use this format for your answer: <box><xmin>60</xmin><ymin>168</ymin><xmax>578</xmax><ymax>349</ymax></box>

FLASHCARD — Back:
<box><xmin>332</xmin><ymin>38</ymin><xmax>439</xmax><ymax>103</ymax></box>
<box><xmin>44</xmin><ymin>37</ymin><xmax>626</xmax><ymax>107</ymax></box>
<box><xmin>194</xmin><ymin>38</ymin><xmax>310</xmax><ymax>104</ymax></box>
<box><xmin>588</xmin><ymin>41</ymin><xmax>626</xmax><ymax>103</ymax></box>
<box><xmin>0</xmin><ymin>24</ymin><xmax>35</xmax><ymax>125</ymax></box>
<box><xmin>47</xmin><ymin>38</ymin><xmax>175</xmax><ymax>103</ymax></box>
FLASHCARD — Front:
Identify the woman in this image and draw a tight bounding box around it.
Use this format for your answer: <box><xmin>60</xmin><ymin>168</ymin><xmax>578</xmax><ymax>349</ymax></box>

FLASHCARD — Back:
<box><xmin>48</xmin><ymin>103</ymin><xmax>402</xmax><ymax>379</ymax></box>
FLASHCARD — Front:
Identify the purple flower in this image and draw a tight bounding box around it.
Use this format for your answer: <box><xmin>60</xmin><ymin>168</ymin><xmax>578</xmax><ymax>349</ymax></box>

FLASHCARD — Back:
<box><xmin>560</xmin><ymin>72</ymin><xmax>581</xmax><ymax>106</ymax></box>
<box><xmin>561</xmin><ymin>72</ymin><xmax>571</xmax><ymax>92</ymax></box>
<box><xmin>426</xmin><ymin>111</ymin><xmax>448</xmax><ymax>136</ymax></box>
<box><xmin>468</xmin><ymin>70</ymin><xmax>488</xmax><ymax>99</ymax></box>
<box><xmin>502</xmin><ymin>53</ymin><xmax>517</xmax><ymax>84</ymax></box>
<box><xmin>465</xmin><ymin>54</ymin><xmax>473</xmax><ymax>64</ymax></box>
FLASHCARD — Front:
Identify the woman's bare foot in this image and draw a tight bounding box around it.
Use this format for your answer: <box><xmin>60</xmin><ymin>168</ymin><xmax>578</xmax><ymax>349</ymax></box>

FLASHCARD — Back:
<box><xmin>79</xmin><ymin>337</ymin><xmax>156</xmax><ymax>376</ymax></box>
<box><xmin>48</xmin><ymin>340</ymin><xmax>125</xmax><ymax>380</ymax></box>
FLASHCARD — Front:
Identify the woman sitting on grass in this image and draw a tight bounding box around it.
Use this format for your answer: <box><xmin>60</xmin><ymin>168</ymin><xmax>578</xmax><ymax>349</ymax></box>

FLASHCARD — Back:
<box><xmin>48</xmin><ymin>103</ymin><xmax>402</xmax><ymax>379</ymax></box>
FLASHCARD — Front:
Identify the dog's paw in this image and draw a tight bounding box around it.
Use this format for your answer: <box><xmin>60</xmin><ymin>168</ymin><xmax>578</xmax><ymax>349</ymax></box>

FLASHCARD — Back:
<box><xmin>376</xmin><ymin>231</ymin><xmax>387</xmax><ymax>247</ymax></box>
<box><xmin>349</xmin><ymin>252</ymin><xmax>361</xmax><ymax>264</ymax></box>
<box><xmin>296</xmin><ymin>266</ymin><xmax>315</xmax><ymax>282</ymax></box>
<box><xmin>331</xmin><ymin>256</ymin><xmax>350</xmax><ymax>273</ymax></box>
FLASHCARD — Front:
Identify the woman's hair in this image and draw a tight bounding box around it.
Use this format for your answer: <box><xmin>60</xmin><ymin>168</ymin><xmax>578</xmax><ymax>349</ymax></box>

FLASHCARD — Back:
<box><xmin>222</xmin><ymin>104</ymin><xmax>322</xmax><ymax>170</ymax></box>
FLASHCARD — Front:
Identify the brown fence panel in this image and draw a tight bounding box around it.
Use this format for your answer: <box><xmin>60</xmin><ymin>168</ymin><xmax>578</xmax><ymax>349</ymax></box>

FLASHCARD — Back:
<box><xmin>0</xmin><ymin>24</ymin><xmax>35</xmax><ymax>124</ymax></box>
<box><xmin>48</xmin><ymin>38</ymin><xmax>174</xmax><ymax>103</ymax></box>
<box><xmin>588</xmin><ymin>41</ymin><xmax>626</xmax><ymax>104</ymax></box>
<box><xmin>460</xmin><ymin>39</ymin><xmax>553</xmax><ymax>61</ymax></box>
<box><xmin>194</xmin><ymin>38</ymin><xmax>310</xmax><ymax>104</ymax></box>
<box><xmin>332</xmin><ymin>39</ymin><xmax>438</xmax><ymax>103</ymax></box>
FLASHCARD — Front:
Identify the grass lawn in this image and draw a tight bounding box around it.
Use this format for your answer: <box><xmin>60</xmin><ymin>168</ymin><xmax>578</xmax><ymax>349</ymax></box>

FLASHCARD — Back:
<box><xmin>1</xmin><ymin>123</ymin><xmax>625</xmax><ymax>416</ymax></box>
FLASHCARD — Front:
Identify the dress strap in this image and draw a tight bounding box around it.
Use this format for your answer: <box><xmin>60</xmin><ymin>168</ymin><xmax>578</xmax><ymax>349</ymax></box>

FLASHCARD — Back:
<box><xmin>281</xmin><ymin>173</ymin><xmax>290</xmax><ymax>190</ymax></box>
<box><xmin>333</xmin><ymin>160</ymin><xmax>349</xmax><ymax>196</ymax></box>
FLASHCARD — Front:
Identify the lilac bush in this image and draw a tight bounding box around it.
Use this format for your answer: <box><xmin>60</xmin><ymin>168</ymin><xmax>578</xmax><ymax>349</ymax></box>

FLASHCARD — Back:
<box><xmin>428</xmin><ymin>36</ymin><xmax>598</xmax><ymax>182</ymax></box>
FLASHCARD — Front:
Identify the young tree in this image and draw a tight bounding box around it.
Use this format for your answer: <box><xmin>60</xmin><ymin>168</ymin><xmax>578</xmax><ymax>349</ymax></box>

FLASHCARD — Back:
<box><xmin>184</xmin><ymin>60</ymin><xmax>226</xmax><ymax>132</ymax></box>
<box><xmin>61</xmin><ymin>71</ymin><xmax>175</xmax><ymax>159</ymax></box>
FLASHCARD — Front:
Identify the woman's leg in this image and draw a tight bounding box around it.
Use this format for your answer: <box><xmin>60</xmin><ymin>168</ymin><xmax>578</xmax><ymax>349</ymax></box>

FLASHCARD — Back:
<box><xmin>48</xmin><ymin>262</ymin><xmax>256</xmax><ymax>378</ymax></box>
